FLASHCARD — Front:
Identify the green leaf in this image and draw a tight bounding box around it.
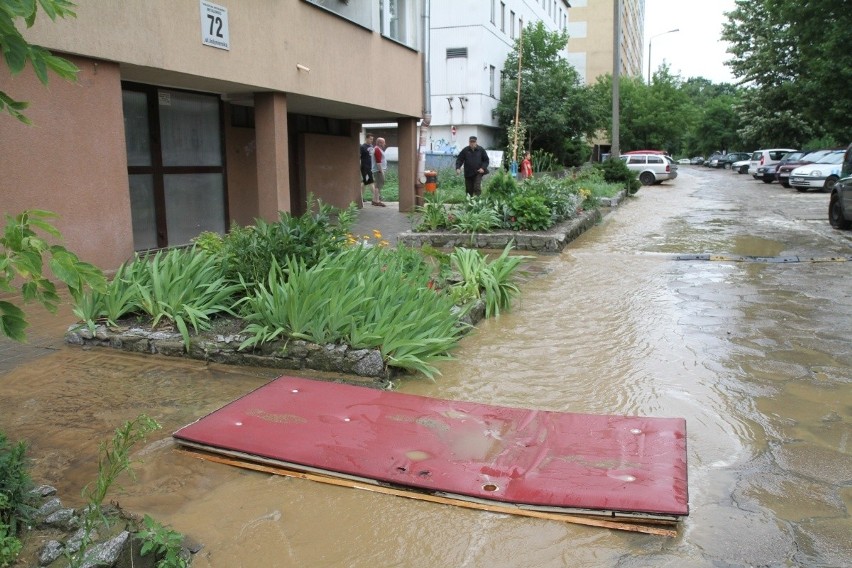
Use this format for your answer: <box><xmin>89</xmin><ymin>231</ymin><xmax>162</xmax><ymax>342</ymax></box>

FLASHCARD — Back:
<box><xmin>0</xmin><ymin>300</ymin><xmax>28</xmax><ymax>342</ymax></box>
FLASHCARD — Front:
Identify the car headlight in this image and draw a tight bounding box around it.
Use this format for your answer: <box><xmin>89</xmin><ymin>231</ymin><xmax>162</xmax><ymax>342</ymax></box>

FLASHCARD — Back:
<box><xmin>811</xmin><ymin>170</ymin><xmax>822</xmax><ymax>177</ymax></box>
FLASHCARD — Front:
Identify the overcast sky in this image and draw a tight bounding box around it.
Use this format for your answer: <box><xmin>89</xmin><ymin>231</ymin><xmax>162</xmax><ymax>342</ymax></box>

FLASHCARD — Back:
<box><xmin>643</xmin><ymin>0</ymin><xmax>737</xmax><ymax>84</ymax></box>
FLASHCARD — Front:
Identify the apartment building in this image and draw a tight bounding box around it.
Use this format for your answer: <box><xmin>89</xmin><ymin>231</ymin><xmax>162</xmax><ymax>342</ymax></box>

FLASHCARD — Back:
<box><xmin>1</xmin><ymin>1</ymin><xmax>424</xmax><ymax>271</ymax></box>
<box><xmin>426</xmin><ymin>0</ymin><xmax>571</xmax><ymax>154</ymax></box>
<box><xmin>566</xmin><ymin>0</ymin><xmax>645</xmax><ymax>84</ymax></box>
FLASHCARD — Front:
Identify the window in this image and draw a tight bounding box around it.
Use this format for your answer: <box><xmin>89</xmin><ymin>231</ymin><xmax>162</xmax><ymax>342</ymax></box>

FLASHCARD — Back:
<box><xmin>500</xmin><ymin>2</ymin><xmax>505</xmax><ymax>32</ymax></box>
<box><xmin>628</xmin><ymin>156</ymin><xmax>646</xmax><ymax>164</ymax></box>
<box><xmin>648</xmin><ymin>156</ymin><xmax>664</xmax><ymax>164</ymax></box>
<box><xmin>380</xmin><ymin>0</ymin><xmax>417</xmax><ymax>48</ymax></box>
<box><xmin>303</xmin><ymin>0</ymin><xmax>371</xmax><ymax>29</ymax></box>
<box><xmin>489</xmin><ymin>65</ymin><xmax>496</xmax><ymax>97</ymax></box>
<box><xmin>122</xmin><ymin>84</ymin><xmax>227</xmax><ymax>251</ymax></box>
<box><xmin>510</xmin><ymin>11</ymin><xmax>515</xmax><ymax>38</ymax></box>
<box><xmin>490</xmin><ymin>0</ymin><xmax>495</xmax><ymax>24</ymax></box>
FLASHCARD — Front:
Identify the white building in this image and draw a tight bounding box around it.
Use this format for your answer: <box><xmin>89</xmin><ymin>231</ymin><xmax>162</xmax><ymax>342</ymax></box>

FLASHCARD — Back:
<box><xmin>427</xmin><ymin>0</ymin><xmax>571</xmax><ymax>155</ymax></box>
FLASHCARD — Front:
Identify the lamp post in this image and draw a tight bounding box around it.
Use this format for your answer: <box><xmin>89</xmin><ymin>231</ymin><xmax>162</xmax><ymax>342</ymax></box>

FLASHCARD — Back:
<box><xmin>647</xmin><ymin>28</ymin><xmax>679</xmax><ymax>84</ymax></box>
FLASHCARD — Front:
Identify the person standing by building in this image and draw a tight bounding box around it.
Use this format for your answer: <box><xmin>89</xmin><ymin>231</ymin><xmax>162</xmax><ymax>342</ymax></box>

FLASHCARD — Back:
<box><xmin>520</xmin><ymin>151</ymin><xmax>533</xmax><ymax>179</ymax></box>
<box><xmin>360</xmin><ymin>133</ymin><xmax>375</xmax><ymax>206</ymax></box>
<box><xmin>455</xmin><ymin>136</ymin><xmax>489</xmax><ymax>197</ymax></box>
<box><xmin>370</xmin><ymin>137</ymin><xmax>388</xmax><ymax>206</ymax></box>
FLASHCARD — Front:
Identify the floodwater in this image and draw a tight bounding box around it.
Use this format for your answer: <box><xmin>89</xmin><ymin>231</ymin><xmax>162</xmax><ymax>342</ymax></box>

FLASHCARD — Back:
<box><xmin>1</xmin><ymin>167</ymin><xmax>851</xmax><ymax>567</ymax></box>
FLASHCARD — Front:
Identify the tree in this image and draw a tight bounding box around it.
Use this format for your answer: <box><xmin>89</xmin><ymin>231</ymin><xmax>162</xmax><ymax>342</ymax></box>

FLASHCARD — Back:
<box><xmin>722</xmin><ymin>0</ymin><xmax>852</xmax><ymax>145</ymax></box>
<box><xmin>591</xmin><ymin>67</ymin><xmax>696</xmax><ymax>156</ymax></box>
<box><xmin>1</xmin><ymin>0</ymin><xmax>79</xmax><ymax>123</ymax></box>
<box><xmin>495</xmin><ymin>21</ymin><xmax>601</xmax><ymax>166</ymax></box>
<box><xmin>1</xmin><ymin>1</ymin><xmax>106</xmax><ymax>342</ymax></box>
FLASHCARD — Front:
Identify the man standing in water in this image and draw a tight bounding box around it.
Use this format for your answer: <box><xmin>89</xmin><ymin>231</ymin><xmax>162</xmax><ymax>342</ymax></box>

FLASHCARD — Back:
<box><xmin>360</xmin><ymin>133</ymin><xmax>375</xmax><ymax>206</ymax></box>
<box><xmin>455</xmin><ymin>136</ymin><xmax>489</xmax><ymax>196</ymax></box>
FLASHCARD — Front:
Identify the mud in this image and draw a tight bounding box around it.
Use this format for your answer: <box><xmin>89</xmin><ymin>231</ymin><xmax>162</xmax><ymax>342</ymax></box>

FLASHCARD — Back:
<box><xmin>1</xmin><ymin>167</ymin><xmax>850</xmax><ymax>567</ymax></box>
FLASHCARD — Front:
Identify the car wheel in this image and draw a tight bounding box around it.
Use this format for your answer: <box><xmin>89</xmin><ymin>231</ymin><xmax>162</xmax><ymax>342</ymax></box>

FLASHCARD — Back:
<box><xmin>738</xmin><ymin>165</ymin><xmax>748</xmax><ymax>174</ymax></box>
<box><xmin>762</xmin><ymin>178</ymin><xmax>774</xmax><ymax>184</ymax></box>
<box><xmin>639</xmin><ymin>172</ymin><xmax>655</xmax><ymax>186</ymax></box>
<box><xmin>823</xmin><ymin>176</ymin><xmax>839</xmax><ymax>192</ymax></box>
<box><xmin>781</xmin><ymin>181</ymin><xmax>790</xmax><ymax>188</ymax></box>
<box><xmin>829</xmin><ymin>192</ymin><xmax>851</xmax><ymax>229</ymax></box>
<box><xmin>795</xmin><ymin>186</ymin><xmax>808</xmax><ymax>193</ymax></box>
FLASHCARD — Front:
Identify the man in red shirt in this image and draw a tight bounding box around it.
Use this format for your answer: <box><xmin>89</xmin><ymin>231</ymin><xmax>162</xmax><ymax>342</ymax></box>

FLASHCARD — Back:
<box><xmin>371</xmin><ymin>137</ymin><xmax>388</xmax><ymax>206</ymax></box>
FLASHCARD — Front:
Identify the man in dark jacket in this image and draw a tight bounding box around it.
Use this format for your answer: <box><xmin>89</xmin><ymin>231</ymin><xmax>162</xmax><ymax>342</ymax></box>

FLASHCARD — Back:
<box><xmin>455</xmin><ymin>136</ymin><xmax>489</xmax><ymax>196</ymax></box>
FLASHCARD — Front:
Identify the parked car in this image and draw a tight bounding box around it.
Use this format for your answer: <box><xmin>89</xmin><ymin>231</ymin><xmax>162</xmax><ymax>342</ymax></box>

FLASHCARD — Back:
<box><xmin>620</xmin><ymin>153</ymin><xmax>677</xmax><ymax>185</ymax></box>
<box><xmin>732</xmin><ymin>158</ymin><xmax>751</xmax><ymax>174</ymax></box>
<box><xmin>718</xmin><ymin>152</ymin><xmax>752</xmax><ymax>169</ymax></box>
<box><xmin>677</xmin><ymin>158</ymin><xmax>690</xmax><ymax>164</ymax></box>
<box><xmin>829</xmin><ymin>175</ymin><xmax>852</xmax><ymax>229</ymax></box>
<box><xmin>690</xmin><ymin>156</ymin><xmax>704</xmax><ymax>165</ymax></box>
<box><xmin>827</xmin><ymin>143</ymin><xmax>852</xmax><ymax>229</ymax></box>
<box><xmin>775</xmin><ymin>149</ymin><xmax>834</xmax><ymax>187</ymax></box>
<box><xmin>789</xmin><ymin>150</ymin><xmax>845</xmax><ymax>192</ymax></box>
<box><xmin>749</xmin><ymin>148</ymin><xmax>797</xmax><ymax>178</ymax></box>
<box><xmin>705</xmin><ymin>152</ymin><xmax>724</xmax><ymax>167</ymax></box>
<box><xmin>755</xmin><ymin>151</ymin><xmax>806</xmax><ymax>184</ymax></box>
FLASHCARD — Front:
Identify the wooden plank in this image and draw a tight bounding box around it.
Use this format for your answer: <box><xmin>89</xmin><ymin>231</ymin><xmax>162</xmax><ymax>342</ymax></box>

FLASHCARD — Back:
<box><xmin>180</xmin><ymin>448</ymin><xmax>679</xmax><ymax>537</ymax></box>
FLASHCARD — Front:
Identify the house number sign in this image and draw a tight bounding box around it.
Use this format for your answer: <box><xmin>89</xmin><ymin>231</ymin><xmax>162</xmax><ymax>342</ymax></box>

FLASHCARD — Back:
<box><xmin>200</xmin><ymin>1</ymin><xmax>230</xmax><ymax>50</ymax></box>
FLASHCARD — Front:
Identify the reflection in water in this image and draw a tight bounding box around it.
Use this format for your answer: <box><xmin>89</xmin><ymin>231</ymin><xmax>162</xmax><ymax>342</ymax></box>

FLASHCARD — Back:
<box><xmin>0</xmin><ymin>169</ymin><xmax>850</xmax><ymax>567</ymax></box>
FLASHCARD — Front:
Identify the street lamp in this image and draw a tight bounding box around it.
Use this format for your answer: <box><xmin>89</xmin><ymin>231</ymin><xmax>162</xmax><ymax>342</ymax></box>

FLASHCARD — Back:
<box><xmin>647</xmin><ymin>28</ymin><xmax>679</xmax><ymax>84</ymax></box>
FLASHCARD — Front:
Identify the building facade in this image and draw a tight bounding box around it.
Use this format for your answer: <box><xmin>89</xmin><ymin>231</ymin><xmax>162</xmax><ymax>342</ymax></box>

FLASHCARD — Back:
<box><xmin>566</xmin><ymin>0</ymin><xmax>645</xmax><ymax>84</ymax></box>
<box><xmin>1</xmin><ymin>1</ymin><xmax>424</xmax><ymax>271</ymax></box>
<box><xmin>426</xmin><ymin>0</ymin><xmax>571</xmax><ymax>155</ymax></box>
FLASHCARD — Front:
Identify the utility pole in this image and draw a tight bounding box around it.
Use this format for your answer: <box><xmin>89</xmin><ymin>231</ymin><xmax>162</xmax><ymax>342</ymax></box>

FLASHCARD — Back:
<box><xmin>611</xmin><ymin>0</ymin><xmax>621</xmax><ymax>159</ymax></box>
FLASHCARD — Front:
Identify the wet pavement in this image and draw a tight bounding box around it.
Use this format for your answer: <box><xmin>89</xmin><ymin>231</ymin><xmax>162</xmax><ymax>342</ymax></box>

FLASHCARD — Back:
<box><xmin>1</xmin><ymin>168</ymin><xmax>851</xmax><ymax>567</ymax></box>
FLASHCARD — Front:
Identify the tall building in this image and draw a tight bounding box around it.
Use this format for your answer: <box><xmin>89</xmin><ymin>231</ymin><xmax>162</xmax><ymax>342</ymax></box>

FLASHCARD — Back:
<box><xmin>2</xmin><ymin>1</ymin><xmax>425</xmax><ymax>270</ymax></box>
<box><xmin>424</xmin><ymin>0</ymin><xmax>571</xmax><ymax>154</ymax></box>
<box><xmin>566</xmin><ymin>0</ymin><xmax>645</xmax><ymax>84</ymax></box>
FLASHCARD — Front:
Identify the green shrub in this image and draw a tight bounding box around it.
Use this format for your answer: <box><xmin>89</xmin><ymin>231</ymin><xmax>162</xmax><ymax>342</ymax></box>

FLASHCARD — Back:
<box><xmin>415</xmin><ymin>193</ymin><xmax>451</xmax><ymax>231</ymax></box>
<box><xmin>483</xmin><ymin>169</ymin><xmax>518</xmax><ymax>201</ymax></box>
<box><xmin>237</xmin><ymin>246</ymin><xmax>466</xmax><ymax>379</ymax></box>
<box><xmin>595</xmin><ymin>157</ymin><xmax>641</xmax><ymax>193</ymax></box>
<box><xmin>196</xmin><ymin>196</ymin><xmax>355</xmax><ymax>290</ymax></box>
<box><xmin>509</xmin><ymin>194</ymin><xmax>552</xmax><ymax>231</ymax></box>
<box><xmin>0</xmin><ymin>432</ymin><xmax>35</xmax><ymax>538</ymax></box>
<box><xmin>133</xmin><ymin>248</ymin><xmax>242</xmax><ymax>350</ymax></box>
<box><xmin>449</xmin><ymin>243</ymin><xmax>527</xmax><ymax>317</ymax></box>
<box><xmin>531</xmin><ymin>149</ymin><xmax>560</xmax><ymax>173</ymax></box>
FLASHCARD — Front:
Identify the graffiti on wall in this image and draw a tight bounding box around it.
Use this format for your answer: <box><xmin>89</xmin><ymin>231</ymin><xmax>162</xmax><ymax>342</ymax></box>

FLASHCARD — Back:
<box><xmin>431</xmin><ymin>137</ymin><xmax>459</xmax><ymax>155</ymax></box>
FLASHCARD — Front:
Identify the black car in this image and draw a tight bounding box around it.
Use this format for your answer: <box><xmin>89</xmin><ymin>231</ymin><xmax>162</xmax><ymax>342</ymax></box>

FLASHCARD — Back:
<box><xmin>718</xmin><ymin>152</ymin><xmax>751</xmax><ymax>169</ymax></box>
<box><xmin>828</xmin><ymin>143</ymin><xmax>852</xmax><ymax>229</ymax></box>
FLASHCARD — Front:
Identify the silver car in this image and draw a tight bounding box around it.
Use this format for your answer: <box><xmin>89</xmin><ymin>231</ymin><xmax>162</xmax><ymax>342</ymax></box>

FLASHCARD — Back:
<box><xmin>621</xmin><ymin>153</ymin><xmax>678</xmax><ymax>186</ymax></box>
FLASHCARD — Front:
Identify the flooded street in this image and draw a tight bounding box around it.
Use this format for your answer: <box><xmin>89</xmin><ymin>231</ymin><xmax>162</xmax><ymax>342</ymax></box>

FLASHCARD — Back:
<box><xmin>2</xmin><ymin>167</ymin><xmax>851</xmax><ymax>567</ymax></box>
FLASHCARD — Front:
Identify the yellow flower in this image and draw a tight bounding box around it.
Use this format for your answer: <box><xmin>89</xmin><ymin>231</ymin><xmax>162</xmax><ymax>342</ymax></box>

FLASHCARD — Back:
<box><xmin>372</xmin><ymin>229</ymin><xmax>383</xmax><ymax>239</ymax></box>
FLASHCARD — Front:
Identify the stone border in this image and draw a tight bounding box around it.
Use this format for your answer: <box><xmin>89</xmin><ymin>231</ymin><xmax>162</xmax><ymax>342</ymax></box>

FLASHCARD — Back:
<box><xmin>397</xmin><ymin>192</ymin><xmax>624</xmax><ymax>252</ymax></box>
<box><xmin>64</xmin><ymin>302</ymin><xmax>486</xmax><ymax>386</ymax></box>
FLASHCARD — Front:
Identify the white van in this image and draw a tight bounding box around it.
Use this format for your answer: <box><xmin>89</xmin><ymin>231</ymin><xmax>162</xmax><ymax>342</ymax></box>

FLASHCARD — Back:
<box><xmin>749</xmin><ymin>148</ymin><xmax>796</xmax><ymax>178</ymax></box>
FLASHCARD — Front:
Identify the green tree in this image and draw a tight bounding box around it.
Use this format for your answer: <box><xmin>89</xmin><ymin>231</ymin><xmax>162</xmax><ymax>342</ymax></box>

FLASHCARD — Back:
<box><xmin>495</xmin><ymin>21</ymin><xmax>601</xmax><ymax>166</ymax></box>
<box><xmin>722</xmin><ymin>0</ymin><xmax>852</xmax><ymax>145</ymax></box>
<box><xmin>1</xmin><ymin>0</ymin><xmax>79</xmax><ymax>124</ymax></box>
<box><xmin>592</xmin><ymin>67</ymin><xmax>696</xmax><ymax>156</ymax></box>
<box><xmin>691</xmin><ymin>94</ymin><xmax>745</xmax><ymax>156</ymax></box>
<box><xmin>1</xmin><ymin>1</ymin><xmax>106</xmax><ymax>342</ymax></box>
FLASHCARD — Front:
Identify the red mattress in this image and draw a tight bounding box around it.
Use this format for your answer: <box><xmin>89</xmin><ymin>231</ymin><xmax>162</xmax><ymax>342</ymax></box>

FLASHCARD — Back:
<box><xmin>173</xmin><ymin>376</ymin><xmax>688</xmax><ymax>519</ymax></box>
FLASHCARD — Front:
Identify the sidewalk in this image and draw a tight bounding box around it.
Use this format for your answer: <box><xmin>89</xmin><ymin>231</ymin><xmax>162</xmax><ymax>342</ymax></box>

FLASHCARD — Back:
<box><xmin>349</xmin><ymin>201</ymin><xmax>415</xmax><ymax>245</ymax></box>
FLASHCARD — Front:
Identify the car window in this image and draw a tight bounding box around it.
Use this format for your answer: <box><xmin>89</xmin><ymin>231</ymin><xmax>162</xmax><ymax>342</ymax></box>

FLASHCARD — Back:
<box><xmin>783</xmin><ymin>152</ymin><xmax>805</xmax><ymax>161</ymax></box>
<box><xmin>815</xmin><ymin>152</ymin><xmax>844</xmax><ymax>164</ymax></box>
<box><xmin>648</xmin><ymin>156</ymin><xmax>664</xmax><ymax>164</ymax></box>
<box><xmin>751</xmin><ymin>152</ymin><xmax>761</xmax><ymax>160</ymax></box>
<box><xmin>628</xmin><ymin>156</ymin><xmax>646</xmax><ymax>164</ymax></box>
<box><xmin>769</xmin><ymin>151</ymin><xmax>789</xmax><ymax>160</ymax></box>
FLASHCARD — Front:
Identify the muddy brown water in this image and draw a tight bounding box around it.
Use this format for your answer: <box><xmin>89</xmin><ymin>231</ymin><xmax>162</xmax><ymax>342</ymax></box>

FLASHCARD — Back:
<box><xmin>1</xmin><ymin>167</ymin><xmax>850</xmax><ymax>567</ymax></box>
